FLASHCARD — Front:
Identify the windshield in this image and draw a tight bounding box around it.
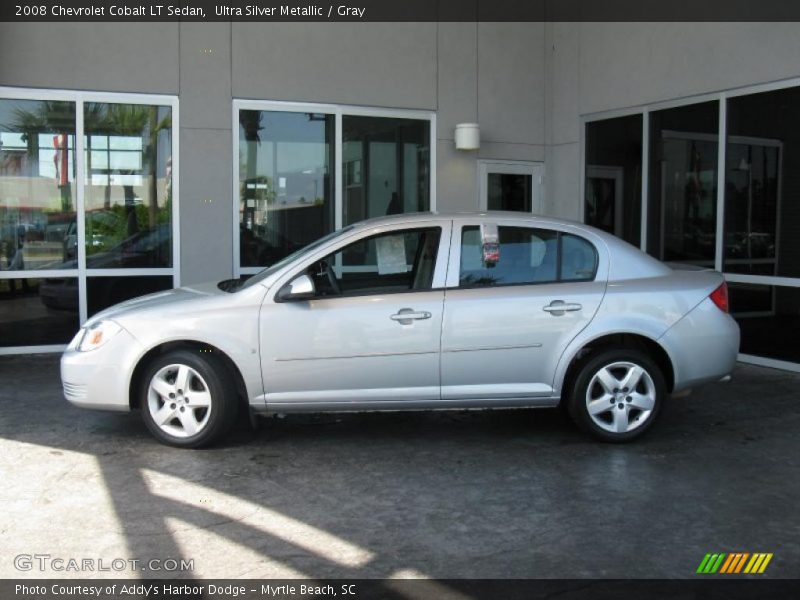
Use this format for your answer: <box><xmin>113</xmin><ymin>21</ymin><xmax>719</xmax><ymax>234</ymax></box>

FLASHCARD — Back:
<box><xmin>237</xmin><ymin>226</ymin><xmax>356</xmax><ymax>290</ymax></box>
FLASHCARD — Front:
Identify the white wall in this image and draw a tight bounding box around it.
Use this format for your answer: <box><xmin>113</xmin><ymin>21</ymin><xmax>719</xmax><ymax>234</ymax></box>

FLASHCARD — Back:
<box><xmin>437</xmin><ymin>23</ymin><xmax>547</xmax><ymax>212</ymax></box>
<box><xmin>0</xmin><ymin>20</ymin><xmax>548</xmax><ymax>284</ymax></box>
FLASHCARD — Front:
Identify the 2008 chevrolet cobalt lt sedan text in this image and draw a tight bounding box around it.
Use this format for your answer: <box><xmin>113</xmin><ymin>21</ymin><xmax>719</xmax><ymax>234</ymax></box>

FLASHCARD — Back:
<box><xmin>61</xmin><ymin>212</ymin><xmax>740</xmax><ymax>447</ymax></box>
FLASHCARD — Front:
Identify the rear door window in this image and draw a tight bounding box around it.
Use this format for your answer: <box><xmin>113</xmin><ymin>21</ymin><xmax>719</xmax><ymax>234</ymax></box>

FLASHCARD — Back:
<box><xmin>459</xmin><ymin>226</ymin><xmax>597</xmax><ymax>288</ymax></box>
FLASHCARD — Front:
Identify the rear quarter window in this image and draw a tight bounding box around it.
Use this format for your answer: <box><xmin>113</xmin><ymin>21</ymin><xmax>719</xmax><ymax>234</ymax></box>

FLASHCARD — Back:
<box><xmin>560</xmin><ymin>233</ymin><xmax>598</xmax><ymax>281</ymax></box>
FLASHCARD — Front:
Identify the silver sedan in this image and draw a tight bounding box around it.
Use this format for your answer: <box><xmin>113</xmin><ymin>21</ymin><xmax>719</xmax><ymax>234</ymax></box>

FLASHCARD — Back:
<box><xmin>61</xmin><ymin>212</ymin><xmax>740</xmax><ymax>447</ymax></box>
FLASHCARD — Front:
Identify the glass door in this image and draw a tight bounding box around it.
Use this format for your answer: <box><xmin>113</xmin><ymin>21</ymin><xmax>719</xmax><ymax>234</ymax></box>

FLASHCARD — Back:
<box><xmin>478</xmin><ymin>160</ymin><xmax>543</xmax><ymax>214</ymax></box>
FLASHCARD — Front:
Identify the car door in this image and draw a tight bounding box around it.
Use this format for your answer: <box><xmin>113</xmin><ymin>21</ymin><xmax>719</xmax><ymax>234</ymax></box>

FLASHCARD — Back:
<box><xmin>440</xmin><ymin>219</ymin><xmax>607</xmax><ymax>401</ymax></box>
<box><xmin>259</xmin><ymin>221</ymin><xmax>451</xmax><ymax>408</ymax></box>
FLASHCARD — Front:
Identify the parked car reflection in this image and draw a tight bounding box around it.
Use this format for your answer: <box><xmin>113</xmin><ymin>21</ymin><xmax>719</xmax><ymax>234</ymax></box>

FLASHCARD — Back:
<box><xmin>240</xmin><ymin>224</ymin><xmax>300</xmax><ymax>267</ymax></box>
<box><xmin>39</xmin><ymin>224</ymin><xmax>171</xmax><ymax>312</ymax></box>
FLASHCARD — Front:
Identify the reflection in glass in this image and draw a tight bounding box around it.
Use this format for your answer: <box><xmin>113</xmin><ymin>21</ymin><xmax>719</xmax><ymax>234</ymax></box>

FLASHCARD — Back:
<box><xmin>83</xmin><ymin>103</ymin><xmax>172</xmax><ymax>268</ymax></box>
<box><xmin>585</xmin><ymin>114</ymin><xmax>643</xmax><ymax>246</ymax></box>
<box><xmin>342</xmin><ymin>116</ymin><xmax>430</xmax><ymax>225</ymax></box>
<box><xmin>487</xmin><ymin>173</ymin><xmax>531</xmax><ymax>212</ymax></box>
<box><xmin>87</xmin><ymin>275</ymin><xmax>172</xmax><ymax>317</ymax></box>
<box><xmin>648</xmin><ymin>102</ymin><xmax>718</xmax><ymax>265</ymax></box>
<box><xmin>239</xmin><ymin>110</ymin><xmax>334</xmax><ymax>268</ymax></box>
<box><xmin>0</xmin><ymin>277</ymin><xmax>79</xmax><ymax>346</ymax></box>
<box><xmin>729</xmin><ymin>283</ymin><xmax>800</xmax><ymax>363</ymax></box>
<box><xmin>0</xmin><ymin>99</ymin><xmax>76</xmax><ymax>271</ymax></box>
<box><xmin>725</xmin><ymin>87</ymin><xmax>800</xmax><ymax>278</ymax></box>
<box><xmin>459</xmin><ymin>226</ymin><xmax>560</xmax><ymax>287</ymax></box>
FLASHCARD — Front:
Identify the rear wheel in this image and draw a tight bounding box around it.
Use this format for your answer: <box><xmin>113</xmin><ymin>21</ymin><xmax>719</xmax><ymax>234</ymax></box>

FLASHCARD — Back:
<box><xmin>568</xmin><ymin>348</ymin><xmax>665</xmax><ymax>442</ymax></box>
<box><xmin>140</xmin><ymin>350</ymin><xmax>238</xmax><ymax>448</ymax></box>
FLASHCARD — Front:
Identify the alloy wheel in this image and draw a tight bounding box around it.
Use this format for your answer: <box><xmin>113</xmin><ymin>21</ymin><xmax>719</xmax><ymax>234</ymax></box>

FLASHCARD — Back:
<box><xmin>147</xmin><ymin>363</ymin><xmax>212</xmax><ymax>438</ymax></box>
<box><xmin>584</xmin><ymin>361</ymin><xmax>656</xmax><ymax>434</ymax></box>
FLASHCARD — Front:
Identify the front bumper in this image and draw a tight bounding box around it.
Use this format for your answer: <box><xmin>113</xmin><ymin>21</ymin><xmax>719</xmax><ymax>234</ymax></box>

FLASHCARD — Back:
<box><xmin>60</xmin><ymin>326</ymin><xmax>143</xmax><ymax>412</ymax></box>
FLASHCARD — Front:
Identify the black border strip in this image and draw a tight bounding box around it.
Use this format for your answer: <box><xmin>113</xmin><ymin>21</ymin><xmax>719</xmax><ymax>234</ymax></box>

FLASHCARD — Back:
<box><xmin>3</xmin><ymin>578</ymin><xmax>800</xmax><ymax>600</ymax></box>
<box><xmin>3</xmin><ymin>0</ymin><xmax>800</xmax><ymax>23</ymax></box>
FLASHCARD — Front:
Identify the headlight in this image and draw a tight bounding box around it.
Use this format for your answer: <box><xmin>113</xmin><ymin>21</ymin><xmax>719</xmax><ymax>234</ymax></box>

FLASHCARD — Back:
<box><xmin>77</xmin><ymin>320</ymin><xmax>122</xmax><ymax>352</ymax></box>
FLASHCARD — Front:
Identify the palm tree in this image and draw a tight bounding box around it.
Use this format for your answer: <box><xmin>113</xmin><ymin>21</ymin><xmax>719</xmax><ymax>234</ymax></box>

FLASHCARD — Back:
<box><xmin>8</xmin><ymin>100</ymin><xmax>76</xmax><ymax>213</ymax></box>
<box><xmin>85</xmin><ymin>103</ymin><xmax>172</xmax><ymax>236</ymax></box>
<box><xmin>5</xmin><ymin>101</ymin><xmax>172</xmax><ymax>243</ymax></box>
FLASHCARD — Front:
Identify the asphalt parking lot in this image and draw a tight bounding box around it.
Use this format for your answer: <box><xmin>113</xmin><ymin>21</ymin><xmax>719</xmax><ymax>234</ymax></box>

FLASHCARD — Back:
<box><xmin>0</xmin><ymin>355</ymin><xmax>798</xmax><ymax>580</ymax></box>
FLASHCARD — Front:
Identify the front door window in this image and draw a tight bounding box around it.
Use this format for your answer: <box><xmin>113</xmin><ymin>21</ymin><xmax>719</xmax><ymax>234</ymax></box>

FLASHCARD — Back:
<box><xmin>308</xmin><ymin>227</ymin><xmax>441</xmax><ymax>297</ymax></box>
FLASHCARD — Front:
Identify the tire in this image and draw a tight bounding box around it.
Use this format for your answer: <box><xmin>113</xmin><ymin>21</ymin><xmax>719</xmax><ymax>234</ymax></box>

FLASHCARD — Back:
<box><xmin>139</xmin><ymin>349</ymin><xmax>238</xmax><ymax>448</ymax></box>
<box><xmin>567</xmin><ymin>348</ymin><xmax>665</xmax><ymax>443</ymax></box>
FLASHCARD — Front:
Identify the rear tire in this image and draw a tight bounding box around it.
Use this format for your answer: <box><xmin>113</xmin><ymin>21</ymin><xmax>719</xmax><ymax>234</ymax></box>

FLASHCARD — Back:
<box><xmin>139</xmin><ymin>349</ymin><xmax>238</xmax><ymax>448</ymax></box>
<box><xmin>567</xmin><ymin>348</ymin><xmax>665</xmax><ymax>443</ymax></box>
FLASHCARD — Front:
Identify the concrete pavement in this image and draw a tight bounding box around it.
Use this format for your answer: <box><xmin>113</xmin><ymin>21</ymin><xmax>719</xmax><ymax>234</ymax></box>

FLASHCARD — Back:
<box><xmin>0</xmin><ymin>355</ymin><xmax>798</xmax><ymax>580</ymax></box>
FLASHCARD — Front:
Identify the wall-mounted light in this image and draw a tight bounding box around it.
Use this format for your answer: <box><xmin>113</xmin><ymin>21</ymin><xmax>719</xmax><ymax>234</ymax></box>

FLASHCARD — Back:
<box><xmin>455</xmin><ymin>123</ymin><xmax>480</xmax><ymax>151</ymax></box>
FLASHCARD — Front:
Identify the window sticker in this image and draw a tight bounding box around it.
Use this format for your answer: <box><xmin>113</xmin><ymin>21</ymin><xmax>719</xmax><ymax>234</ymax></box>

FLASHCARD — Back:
<box><xmin>376</xmin><ymin>235</ymin><xmax>408</xmax><ymax>274</ymax></box>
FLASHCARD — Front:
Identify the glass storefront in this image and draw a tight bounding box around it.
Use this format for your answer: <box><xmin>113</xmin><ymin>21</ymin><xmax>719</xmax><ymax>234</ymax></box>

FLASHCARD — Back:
<box><xmin>238</xmin><ymin>110</ymin><xmax>335</xmax><ymax>268</ymax></box>
<box><xmin>0</xmin><ymin>99</ymin><xmax>77</xmax><ymax>272</ymax></box>
<box><xmin>584</xmin><ymin>114</ymin><xmax>642</xmax><ymax>246</ymax></box>
<box><xmin>585</xmin><ymin>87</ymin><xmax>800</xmax><ymax>369</ymax></box>
<box><xmin>725</xmin><ymin>87</ymin><xmax>800</xmax><ymax>280</ymax></box>
<box><xmin>648</xmin><ymin>101</ymin><xmax>719</xmax><ymax>266</ymax></box>
<box><xmin>237</xmin><ymin>104</ymin><xmax>433</xmax><ymax>272</ymax></box>
<box><xmin>0</xmin><ymin>278</ymin><xmax>79</xmax><ymax>346</ymax></box>
<box><xmin>0</xmin><ymin>92</ymin><xmax>177</xmax><ymax>351</ymax></box>
<box><xmin>342</xmin><ymin>116</ymin><xmax>430</xmax><ymax>225</ymax></box>
<box><xmin>83</xmin><ymin>102</ymin><xmax>173</xmax><ymax>269</ymax></box>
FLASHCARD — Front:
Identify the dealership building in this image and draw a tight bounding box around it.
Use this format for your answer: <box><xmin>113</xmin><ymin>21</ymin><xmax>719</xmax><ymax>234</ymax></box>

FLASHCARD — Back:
<box><xmin>0</xmin><ymin>21</ymin><xmax>798</xmax><ymax>372</ymax></box>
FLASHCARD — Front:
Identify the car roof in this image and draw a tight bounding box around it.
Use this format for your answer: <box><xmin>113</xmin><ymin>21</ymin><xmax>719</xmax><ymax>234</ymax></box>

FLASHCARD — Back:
<box><xmin>351</xmin><ymin>210</ymin><xmax>586</xmax><ymax>229</ymax></box>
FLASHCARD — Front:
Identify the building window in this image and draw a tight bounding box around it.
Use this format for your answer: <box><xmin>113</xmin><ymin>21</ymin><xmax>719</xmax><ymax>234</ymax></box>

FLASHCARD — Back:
<box><xmin>235</xmin><ymin>102</ymin><xmax>434</xmax><ymax>274</ymax></box>
<box><xmin>724</xmin><ymin>87</ymin><xmax>799</xmax><ymax>279</ymax></box>
<box><xmin>0</xmin><ymin>99</ymin><xmax>77</xmax><ymax>273</ymax></box>
<box><xmin>584</xmin><ymin>114</ymin><xmax>642</xmax><ymax>246</ymax></box>
<box><xmin>84</xmin><ymin>102</ymin><xmax>173</xmax><ymax>270</ymax></box>
<box><xmin>238</xmin><ymin>110</ymin><xmax>335</xmax><ymax>268</ymax></box>
<box><xmin>724</xmin><ymin>86</ymin><xmax>800</xmax><ymax>367</ymax></box>
<box><xmin>0</xmin><ymin>90</ymin><xmax>178</xmax><ymax>352</ymax></box>
<box><xmin>648</xmin><ymin>101</ymin><xmax>719</xmax><ymax>266</ymax></box>
<box><xmin>342</xmin><ymin>116</ymin><xmax>430</xmax><ymax>225</ymax></box>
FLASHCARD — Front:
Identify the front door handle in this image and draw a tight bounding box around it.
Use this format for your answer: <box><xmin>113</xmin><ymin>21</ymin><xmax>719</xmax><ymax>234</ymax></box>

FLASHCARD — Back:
<box><xmin>390</xmin><ymin>308</ymin><xmax>432</xmax><ymax>325</ymax></box>
<box><xmin>543</xmin><ymin>300</ymin><xmax>582</xmax><ymax>315</ymax></box>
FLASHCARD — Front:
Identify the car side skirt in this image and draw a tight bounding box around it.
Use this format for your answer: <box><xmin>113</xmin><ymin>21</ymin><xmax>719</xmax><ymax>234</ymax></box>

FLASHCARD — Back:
<box><xmin>253</xmin><ymin>396</ymin><xmax>561</xmax><ymax>413</ymax></box>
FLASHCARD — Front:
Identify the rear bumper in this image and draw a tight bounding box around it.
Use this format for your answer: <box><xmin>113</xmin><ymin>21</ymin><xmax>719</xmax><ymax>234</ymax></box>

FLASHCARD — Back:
<box><xmin>60</xmin><ymin>327</ymin><xmax>142</xmax><ymax>412</ymax></box>
<box><xmin>658</xmin><ymin>298</ymin><xmax>740</xmax><ymax>393</ymax></box>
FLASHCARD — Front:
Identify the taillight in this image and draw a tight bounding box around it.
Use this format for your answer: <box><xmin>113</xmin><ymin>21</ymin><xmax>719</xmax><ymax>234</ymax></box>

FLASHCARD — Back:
<box><xmin>709</xmin><ymin>281</ymin><xmax>729</xmax><ymax>313</ymax></box>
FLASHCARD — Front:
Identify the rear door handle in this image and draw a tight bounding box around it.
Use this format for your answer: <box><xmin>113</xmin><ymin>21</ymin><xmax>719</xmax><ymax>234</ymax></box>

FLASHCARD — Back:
<box><xmin>391</xmin><ymin>308</ymin><xmax>432</xmax><ymax>324</ymax></box>
<box><xmin>543</xmin><ymin>301</ymin><xmax>582</xmax><ymax>315</ymax></box>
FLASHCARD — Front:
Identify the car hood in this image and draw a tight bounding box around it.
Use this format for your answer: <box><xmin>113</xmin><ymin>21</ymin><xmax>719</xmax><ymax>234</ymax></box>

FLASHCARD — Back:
<box><xmin>85</xmin><ymin>281</ymin><xmax>226</xmax><ymax>327</ymax></box>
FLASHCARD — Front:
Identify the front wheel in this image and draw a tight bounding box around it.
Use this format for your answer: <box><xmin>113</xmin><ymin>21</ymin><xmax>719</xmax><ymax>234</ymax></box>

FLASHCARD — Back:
<box><xmin>140</xmin><ymin>350</ymin><xmax>238</xmax><ymax>448</ymax></box>
<box><xmin>567</xmin><ymin>348</ymin><xmax>665</xmax><ymax>442</ymax></box>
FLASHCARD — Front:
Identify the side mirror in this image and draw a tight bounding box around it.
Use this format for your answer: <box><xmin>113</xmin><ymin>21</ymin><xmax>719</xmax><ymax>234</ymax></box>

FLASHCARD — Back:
<box><xmin>276</xmin><ymin>273</ymin><xmax>316</xmax><ymax>302</ymax></box>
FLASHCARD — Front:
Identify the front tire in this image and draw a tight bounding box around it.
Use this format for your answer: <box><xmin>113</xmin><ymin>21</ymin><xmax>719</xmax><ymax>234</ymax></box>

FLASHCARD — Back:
<box><xmin>567</xmin><ymin>348</ymin><xmax>665</xmax><ymax>442</ymax></box>
<box><xmin>139</xmin><ymin>350</ymin><xmax>238</xmax><ymax>448</ymax></box>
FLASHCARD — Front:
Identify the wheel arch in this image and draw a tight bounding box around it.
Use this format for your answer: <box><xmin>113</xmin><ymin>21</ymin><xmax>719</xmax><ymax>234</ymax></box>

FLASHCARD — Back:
<box><xmin>557</xmin><ymin>332</ymin><xmax>675</xmax><ymax>402</ymax></box>
<box><xmin>129</xmin><ymin>340</ymin><xmax>249</xmax><ymax>412</ymax></box>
